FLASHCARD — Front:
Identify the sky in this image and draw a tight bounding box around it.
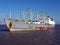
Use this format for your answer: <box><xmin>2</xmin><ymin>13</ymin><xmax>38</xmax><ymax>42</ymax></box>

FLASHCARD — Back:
<box><xmin>0</xmin><ymin>0</ymin><xmax>60</xmax><ymax>24</ymax></box>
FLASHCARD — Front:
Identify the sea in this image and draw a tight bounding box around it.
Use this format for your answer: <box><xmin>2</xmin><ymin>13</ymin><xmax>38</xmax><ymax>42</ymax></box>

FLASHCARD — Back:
<box><xmin>0</xmin><ymin>24</ymin><xmax>60</xmax><ymax>45</ymax></box>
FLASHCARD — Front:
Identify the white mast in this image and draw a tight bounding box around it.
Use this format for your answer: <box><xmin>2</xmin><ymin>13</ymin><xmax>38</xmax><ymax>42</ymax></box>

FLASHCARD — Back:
<box><xmin>36</xmin><ymin>13</ymin><xmax>38</xmax><ymax>21</ymax></box>
<box><xmin>22</xmin><ymin>10</ymin><xmax>25</xmax><ymax>21</ymax></box>
<box><xmin>30</xmin><ymin>10</ymin><xmax>32</xmax><ymax>22</ymax></box>
<box><xmin>42</xmin><ymin>12</ymin><xmax>46</xmax><ymax>20</ymax></box>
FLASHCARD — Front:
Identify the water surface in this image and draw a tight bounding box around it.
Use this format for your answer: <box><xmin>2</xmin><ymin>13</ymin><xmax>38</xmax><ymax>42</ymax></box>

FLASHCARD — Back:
<box><xmin>0</xmin><ymin>24</ymin><xmax>60</xmax><ymax>45</ymax></box>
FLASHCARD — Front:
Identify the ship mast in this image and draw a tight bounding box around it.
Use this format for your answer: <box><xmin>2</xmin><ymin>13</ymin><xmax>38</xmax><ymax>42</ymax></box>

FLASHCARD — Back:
<box><xmin>22</xmin><ymin>10</ymin><xmax>25</xmax><ymax>21</ymax></box>
<box><xmin>42</xmin><ymin>12</ymin><xmax>46</xmax><ymax>20</ymax></box>
<box><xmin>36</xmin><ymin>13</ymin><xmax>38</xmax><ymax>22</ymax></box>
<box><xmin>30</xmin><ymin>10</ymin><xmax>32</xmax><ymax>22</ymax></box>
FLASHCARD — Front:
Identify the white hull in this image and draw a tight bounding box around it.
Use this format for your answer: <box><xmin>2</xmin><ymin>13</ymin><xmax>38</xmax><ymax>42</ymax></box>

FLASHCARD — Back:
<box><xmin>4</xmin><ymin>18</ymin><xmax>55</xmax><ymax>31</ymax></box>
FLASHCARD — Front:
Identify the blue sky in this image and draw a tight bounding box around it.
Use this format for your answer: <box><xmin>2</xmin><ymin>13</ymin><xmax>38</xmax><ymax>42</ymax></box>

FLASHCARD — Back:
<box><xmin>0</xmin><ymin>0</ymin><xmax>60</xmax><ymax>24</ymax></box>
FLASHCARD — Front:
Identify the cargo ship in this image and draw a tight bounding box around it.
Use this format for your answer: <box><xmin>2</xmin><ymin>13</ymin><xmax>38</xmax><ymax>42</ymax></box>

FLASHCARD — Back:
<box><xmin>4</xmin><ymin>11</ymin><xmax>55</xmax><ymax>31</ymax></box>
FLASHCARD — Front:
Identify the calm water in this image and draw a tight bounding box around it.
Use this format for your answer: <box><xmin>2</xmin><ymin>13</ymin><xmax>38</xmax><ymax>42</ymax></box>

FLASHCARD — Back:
<box><xmin>0</xmin><ymin>24</ymin><xmax>60</xmax><ymax>45</ymax></box>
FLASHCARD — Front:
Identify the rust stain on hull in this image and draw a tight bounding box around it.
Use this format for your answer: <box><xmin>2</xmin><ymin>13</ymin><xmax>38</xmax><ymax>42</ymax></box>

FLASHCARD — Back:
<box><xmin>36</xmin><ymin>27</ymin><xmax>54</xmax><ymax>30</ymax></box>
<box><xmin>9</xmin><ymin>22</ymin><xmax>12</xmax><ymax>29</ymax></box>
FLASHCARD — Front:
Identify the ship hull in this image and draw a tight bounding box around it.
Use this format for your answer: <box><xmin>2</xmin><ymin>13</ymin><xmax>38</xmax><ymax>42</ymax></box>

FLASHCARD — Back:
<box><xmin>4</xmin><ymin>18</ymin><xmax>55</xmax><ymax>31</ymax></box>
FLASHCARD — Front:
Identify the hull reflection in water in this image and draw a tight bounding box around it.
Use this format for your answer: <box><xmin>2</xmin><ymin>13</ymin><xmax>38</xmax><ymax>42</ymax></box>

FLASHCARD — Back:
<box><xmin>0</xmin><ymin>30</ymin><xmax>54</xmax><ymax>45</ymax></box>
